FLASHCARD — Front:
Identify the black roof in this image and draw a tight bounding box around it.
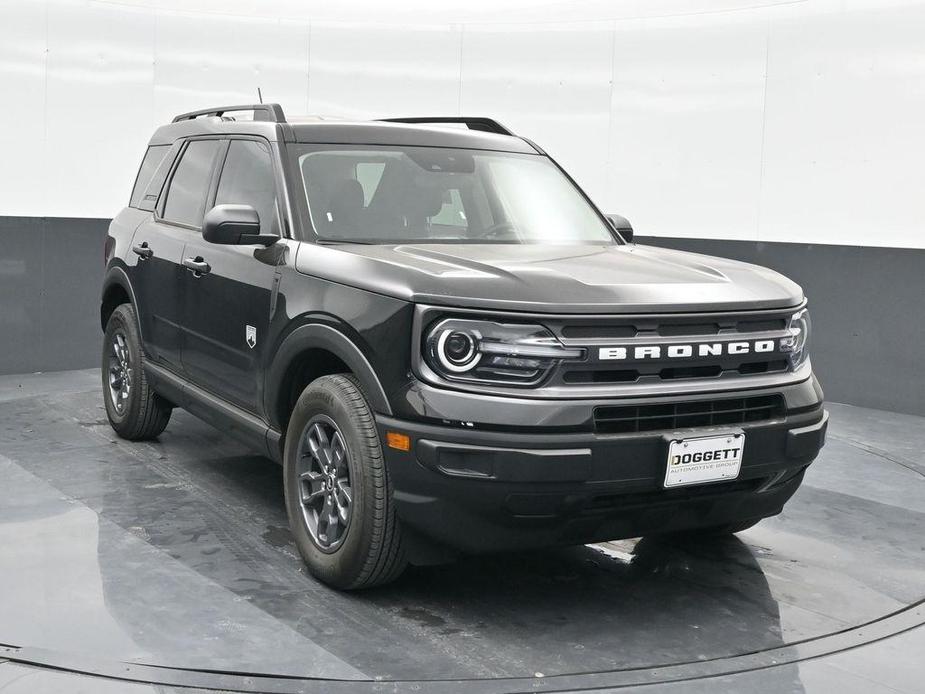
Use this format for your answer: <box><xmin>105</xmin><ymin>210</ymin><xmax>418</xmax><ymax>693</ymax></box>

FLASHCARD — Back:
<box><xmin>149</xmin><ymin>104</ymin><xmax>540</xmax><ymax>154</ymax></box>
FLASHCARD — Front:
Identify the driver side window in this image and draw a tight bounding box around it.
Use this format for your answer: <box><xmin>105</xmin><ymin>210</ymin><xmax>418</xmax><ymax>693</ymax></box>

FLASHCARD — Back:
<box><xmin>214</xmin><ymin>140</ymin><xmax>280</xmax><ymax>236</ymax></box>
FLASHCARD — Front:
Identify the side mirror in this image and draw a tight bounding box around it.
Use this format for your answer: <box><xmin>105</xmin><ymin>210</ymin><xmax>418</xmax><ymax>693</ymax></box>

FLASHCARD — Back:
<box><xmin>606</xmin><ymin>214</ymin><xmax>634</xmax><ymax>243</ymax></box>
<box><xmin>202</xmin><ymin>204</ymin><xmax>278</xmax><ymax>246</ymax></box>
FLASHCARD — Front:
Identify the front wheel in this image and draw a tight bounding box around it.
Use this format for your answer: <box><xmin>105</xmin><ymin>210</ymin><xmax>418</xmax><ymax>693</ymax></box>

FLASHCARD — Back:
<box><xmin>283</xmin><ymin>374</ymin><xmax>406</xmax><ymax>590</ymax></box>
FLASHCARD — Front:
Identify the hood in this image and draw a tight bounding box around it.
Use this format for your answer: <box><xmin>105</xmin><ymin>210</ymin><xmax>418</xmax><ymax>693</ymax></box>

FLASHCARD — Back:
<box><xmin>294</xmin><ymin>242</ymin><xmax>804</xmax><ymax>314</ymax></box>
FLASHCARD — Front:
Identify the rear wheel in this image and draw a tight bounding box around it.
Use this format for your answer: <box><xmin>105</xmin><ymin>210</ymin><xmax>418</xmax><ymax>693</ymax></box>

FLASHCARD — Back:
<box><xmin>102</xmin><ymin>303</ymin><xmax>171</xmax><ymax>440</ymax></box>
<box><xmin>283</xmin><ymin>374</ymin><xmax>406</xmax><ymax>590</ymax></box>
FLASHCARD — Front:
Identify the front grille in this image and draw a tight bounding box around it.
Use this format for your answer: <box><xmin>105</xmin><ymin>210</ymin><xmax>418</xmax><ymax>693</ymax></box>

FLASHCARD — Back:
<box><xmin>594</xmin><ymin>394</ymin><xmax>785</xmax><ymax>434</ymax></box>
<box><xmin>549</xmin><ymin>308</ymin><xmax>796</xmax><ymax>387</ymax></box>
<box><xmin>564</xmin><ymin>360</ymin><xmax>789</xmax><ymax>384</ymax></box>
<box><xmin>559</xmin><ymin>316</ymin><xmax>788</xmax><ymax>340</ymax></box>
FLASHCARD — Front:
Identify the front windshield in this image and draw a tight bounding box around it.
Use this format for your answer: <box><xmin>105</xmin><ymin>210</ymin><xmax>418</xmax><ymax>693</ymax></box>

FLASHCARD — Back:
<box><xmin>295</xmin><ymin>145</ymin><xmax>616</xmax><ymax>244</ymax></box>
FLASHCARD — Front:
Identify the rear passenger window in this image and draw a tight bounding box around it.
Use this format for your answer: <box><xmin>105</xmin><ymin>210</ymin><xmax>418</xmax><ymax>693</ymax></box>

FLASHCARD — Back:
<box><xmin>214</xmin><ymin>140</ymin><xmax>279</xmax><ymax>236</ymax></box>
<box><xmin>162</xmin><ymin>140</ymin><xmax>221</xmax><ymax>227</ymax></box>
<box><xmin>129</xmin><ymin>145</ymin><xmax>168</xmax><ymax>208</ymax></box>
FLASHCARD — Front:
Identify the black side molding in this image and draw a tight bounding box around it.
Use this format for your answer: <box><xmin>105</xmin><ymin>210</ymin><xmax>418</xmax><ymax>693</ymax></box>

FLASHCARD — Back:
<box><xmin>144</xmin><ymin>362</ymin><xmax>281</xmax><ymax>463</ymax></box>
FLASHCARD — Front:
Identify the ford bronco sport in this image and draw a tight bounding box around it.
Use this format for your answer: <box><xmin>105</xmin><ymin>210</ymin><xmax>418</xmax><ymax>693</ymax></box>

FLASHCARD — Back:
<box><xmin>101</xmin><ymin>104</ymin><xmax>827</xmax><ymax>589</ymax></box>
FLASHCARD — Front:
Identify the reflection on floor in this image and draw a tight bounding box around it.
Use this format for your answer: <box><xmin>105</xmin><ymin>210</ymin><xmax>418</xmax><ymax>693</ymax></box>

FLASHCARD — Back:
<box><xmin>0</xmin><ymin>369</ymin><xmax>922</xmax><ymax>693</ymax></box>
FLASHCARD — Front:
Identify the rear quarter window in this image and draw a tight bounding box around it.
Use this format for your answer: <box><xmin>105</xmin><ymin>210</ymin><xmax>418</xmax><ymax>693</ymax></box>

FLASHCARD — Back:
<box><xmin>129</xmin><ymin>145</ymin><xmax>169</xmax><ymax>208</ymax></box>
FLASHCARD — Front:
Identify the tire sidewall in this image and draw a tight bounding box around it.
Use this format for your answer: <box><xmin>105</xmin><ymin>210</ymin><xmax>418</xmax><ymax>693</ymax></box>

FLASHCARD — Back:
<box><xmin>102</xmin><ymin>304</ymin><xmax>143</xmax><ymax>430</ymax></box>
<box><xmin>283</xmin><ymin>378</ymin><xmax>380</xmax><ymax>587</ymax></box>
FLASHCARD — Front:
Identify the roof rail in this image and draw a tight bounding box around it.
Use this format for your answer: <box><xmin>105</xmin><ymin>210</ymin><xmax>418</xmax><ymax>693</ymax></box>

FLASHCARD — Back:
<box><xmin>378</xmin><ymin>117</ymin><xmax>515</xmax><ymax>137</ymax></box>
<box><xmin>172</xmin><ymin>103</ymin><xmax>286</xmax><ymax>123</ymax></box>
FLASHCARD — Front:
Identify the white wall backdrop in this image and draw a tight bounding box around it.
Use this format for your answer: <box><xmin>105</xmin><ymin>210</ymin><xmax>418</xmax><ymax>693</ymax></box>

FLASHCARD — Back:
<box><xmin>2</xmin><ymin>0</ymin><xmax>924</xmax><ymax>249</ymax></box>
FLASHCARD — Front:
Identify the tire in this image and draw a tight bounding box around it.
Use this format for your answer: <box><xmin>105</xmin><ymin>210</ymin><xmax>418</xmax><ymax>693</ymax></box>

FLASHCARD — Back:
<box><xmin>102</xmin><ymin>303</ymin><xmax>171</xmax><ymax>441</ymax></box>
<box><xmin>283</xmin><ymin>374</ymin><xmax>406</xmax><ymax>590</ymax></box>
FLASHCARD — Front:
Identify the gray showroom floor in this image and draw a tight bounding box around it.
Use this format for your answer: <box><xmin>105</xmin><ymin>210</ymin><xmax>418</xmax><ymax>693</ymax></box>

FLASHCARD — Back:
<box><xmin>0</xmin><ymin>369</ymin><xmax>922</xmax><ymax>693</ymax></box>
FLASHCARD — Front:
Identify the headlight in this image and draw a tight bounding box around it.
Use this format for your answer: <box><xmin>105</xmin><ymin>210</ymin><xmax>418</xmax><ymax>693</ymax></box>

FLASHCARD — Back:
<box><xmin>780</xmin><ymin>308</ymin><xmax>811</xmax><ymax>370</ymax></box>
<box><xmin>424</xmin><ymin>318</ymin><xmax>583</xmax><ymax>386</ymax></box>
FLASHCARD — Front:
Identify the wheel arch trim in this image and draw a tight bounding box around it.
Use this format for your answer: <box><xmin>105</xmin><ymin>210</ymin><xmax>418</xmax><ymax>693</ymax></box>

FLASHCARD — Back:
<box><xmin>100</xmin><ymin>266</ymin><xmax>140</xmax><ymax>333</ymax></box>
<box><xmin>265</xmin><ymin>322</ymin><xmax>393</xmax><ymax>429</ymax></box>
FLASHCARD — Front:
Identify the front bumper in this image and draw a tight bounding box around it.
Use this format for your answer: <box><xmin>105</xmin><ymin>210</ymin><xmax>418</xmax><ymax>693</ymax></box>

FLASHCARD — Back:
<box><xmin>377</xmin><ymin>377</ymin><xmax>827</xmax><ymax>558</ymax></box>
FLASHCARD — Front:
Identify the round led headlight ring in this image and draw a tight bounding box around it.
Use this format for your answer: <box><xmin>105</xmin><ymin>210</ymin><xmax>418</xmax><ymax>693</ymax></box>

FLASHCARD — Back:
<box><xmin>436</xmin><ymin>329</ymin><xmax>479</xmax><ymax>372</ymax></box>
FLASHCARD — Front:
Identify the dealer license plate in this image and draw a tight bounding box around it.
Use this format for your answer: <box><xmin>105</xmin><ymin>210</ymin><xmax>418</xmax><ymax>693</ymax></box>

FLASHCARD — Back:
<box><xmin>664</xmin><ymin>433</ymin><xmax>745</xmax><ymax>488</ymax></box>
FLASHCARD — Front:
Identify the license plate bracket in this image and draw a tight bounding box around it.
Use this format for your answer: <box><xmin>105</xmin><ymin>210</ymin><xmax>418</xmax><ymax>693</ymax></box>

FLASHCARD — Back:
<box><xmin>664</xmin><ymin>431</ymin><xmax>745</xmax><ymax>488</ymax></box>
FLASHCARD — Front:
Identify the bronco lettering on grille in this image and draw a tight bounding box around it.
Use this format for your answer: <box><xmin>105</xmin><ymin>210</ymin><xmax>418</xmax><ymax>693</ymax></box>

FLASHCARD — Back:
<box><xmin>598</xmin><ymin>340</ymin><xmax>777</xmax><ymax>361</ymax></box>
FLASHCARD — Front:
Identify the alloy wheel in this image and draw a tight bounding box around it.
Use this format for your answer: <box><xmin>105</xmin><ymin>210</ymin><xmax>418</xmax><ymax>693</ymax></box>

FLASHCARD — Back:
<box><xmin>296</xmin><ymin>415</ymin><xmax>353</xmax><ymax>551</ymax></box>
<box><xmin>107</xmin><ymin>331</ymin><xmax>132</xmax><ymax>415</ymax></box>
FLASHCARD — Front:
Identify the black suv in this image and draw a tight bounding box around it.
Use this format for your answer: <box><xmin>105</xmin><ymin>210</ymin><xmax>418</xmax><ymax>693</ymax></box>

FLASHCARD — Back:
<box><xmin>101</xmin><ymin>104</ymin><xmax>827</xmax><ymax>589</ymax></box>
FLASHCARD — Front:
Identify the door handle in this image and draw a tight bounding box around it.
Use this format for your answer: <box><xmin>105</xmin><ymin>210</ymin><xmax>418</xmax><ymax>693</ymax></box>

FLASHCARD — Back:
<box><xmin>183</xmin><ymin>256</ymin><xmax>211</xmax><ymax>277</ymax></box>
<box><xmin>132</xmin><ymin>242</ymin><xmax>153</xmax><ymax>260</ymax></box>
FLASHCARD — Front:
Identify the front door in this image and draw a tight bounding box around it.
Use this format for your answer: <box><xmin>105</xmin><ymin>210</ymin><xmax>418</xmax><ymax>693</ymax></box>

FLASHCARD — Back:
<box><xmin>180</xmin><ymin>138</ymin><xmax>283</xmax><ymax>413</ymax></box>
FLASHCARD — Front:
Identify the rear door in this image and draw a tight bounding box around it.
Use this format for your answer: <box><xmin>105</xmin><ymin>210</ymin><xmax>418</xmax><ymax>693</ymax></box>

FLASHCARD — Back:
<box><xmin>179</xmin><ymin>137</ymin><xmax>284</xmax><ymax>413</ymax></box>
<box><xmin>129</xmin><ymin>138</ymin><xmax>222</xmax><ymax>369</ymax></box>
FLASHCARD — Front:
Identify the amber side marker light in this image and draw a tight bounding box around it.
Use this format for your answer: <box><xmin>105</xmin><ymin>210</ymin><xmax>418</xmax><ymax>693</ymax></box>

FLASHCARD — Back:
<box><xmin>386</xmin><ymin>431</ymin><xmax>411</xmax><ymax>452</ymax></box>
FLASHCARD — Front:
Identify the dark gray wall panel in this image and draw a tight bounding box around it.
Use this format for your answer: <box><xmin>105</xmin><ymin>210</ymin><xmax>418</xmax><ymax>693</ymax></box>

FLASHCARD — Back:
<box><xmin>0</xmin><ymin>216</ymin><xmax>108</xmax><ymax>379</ymax></box>
<box><xmin>637</xmin><ymin>236</ymin><xmax>925</xmax><ymax>417</ymax></box>
<box><xmin>41</xmin><ymin>217</ymin><xmax>110</xmax><ymax>371</ymax></box>
<box><xmin>1</xmin><ymin>217</ymin><xmax>922</xmax><ymax>415</ymax></box>
<box><xmin>0</xmin><ymin>217</ymin><xmax>45</xmax><ymax>375</ymax></box>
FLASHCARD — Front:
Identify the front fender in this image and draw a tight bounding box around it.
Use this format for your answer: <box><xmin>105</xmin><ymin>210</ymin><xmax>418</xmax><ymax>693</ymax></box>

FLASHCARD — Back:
<box><xmin>265</xmin><ymin>322</ymin><xmax>393</xmax><ymax>430</ymax></box>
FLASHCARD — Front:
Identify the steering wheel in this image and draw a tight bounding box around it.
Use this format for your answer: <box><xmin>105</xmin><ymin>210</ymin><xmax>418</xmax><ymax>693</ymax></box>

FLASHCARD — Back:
<box><xmin>476</xmin><ymin>222</ymin><xmax>518</xmax><ymax>240</ymax></box>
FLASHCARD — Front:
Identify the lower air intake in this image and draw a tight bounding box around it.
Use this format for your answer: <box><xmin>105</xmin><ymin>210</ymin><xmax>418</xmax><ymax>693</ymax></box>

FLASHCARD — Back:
<box><xmin>594</xmin><ymin>395</ymin><xmax>786</xmax><ymax>434</ymax></box>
